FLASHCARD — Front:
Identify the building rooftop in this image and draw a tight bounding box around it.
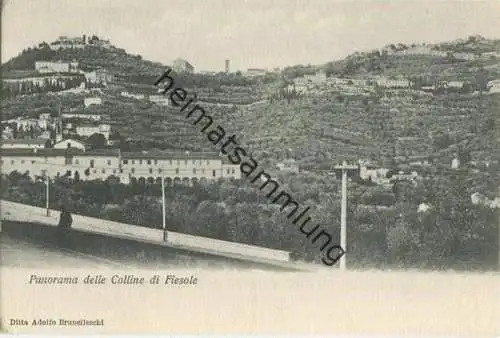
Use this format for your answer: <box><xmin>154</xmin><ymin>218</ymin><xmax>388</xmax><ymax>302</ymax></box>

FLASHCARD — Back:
<box><xmin>0</xmin><ymin>148</ymin><xmax>84</xmax><ymax>157</ymax></box>
<box><xmin>54</xmin><ymin>138</ymin><xmax>91</xmax><ymax>146</ymax></box>
<box><xmin>1</xmin><ymin>148</ymin><xmax>225</xmax><ymax>160</ymax></box>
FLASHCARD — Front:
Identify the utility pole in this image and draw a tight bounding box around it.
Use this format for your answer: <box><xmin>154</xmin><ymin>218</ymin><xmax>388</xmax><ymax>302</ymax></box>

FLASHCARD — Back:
<box><xmin>161</xmin><ymin>175</ymin><xmax>167</xmax><ymax>241</ymax></box>
<box><xmin>334</xmin><ymin>161</ymin><xmax>358</xmax><ymax>270</ymax></box>
<box><xmin>46</xmin><ymin>175</ymin><xmax>50</xmax><ymax>217</ymax></box>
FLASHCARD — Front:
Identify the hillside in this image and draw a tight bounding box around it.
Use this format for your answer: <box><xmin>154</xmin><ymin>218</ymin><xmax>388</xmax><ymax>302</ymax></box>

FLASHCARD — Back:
<box><xmin>2</xmin><ymin>35</ymin><xmax>499</xmax><ymax>170</ymax></box>
<box><xmin>321</xmin><ymin>35</ymin><xmax>500</xmax><ymax>82</ymax></box>
<box><xmin>1</xmin><ymin>39</ymin><xmax>164</xmax><ymax>78</ymax></box>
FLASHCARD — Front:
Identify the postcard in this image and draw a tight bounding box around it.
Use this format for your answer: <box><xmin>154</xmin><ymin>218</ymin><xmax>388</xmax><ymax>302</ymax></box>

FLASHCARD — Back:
<box><xmin>1</xmin><ymin>0</ymin><xmax>499</xmax><ymax>336</ymax></box>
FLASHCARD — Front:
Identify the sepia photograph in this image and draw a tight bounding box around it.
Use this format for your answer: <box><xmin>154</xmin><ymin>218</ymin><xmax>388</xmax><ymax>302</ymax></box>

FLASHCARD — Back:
<box><xmin>1</xmin><ymin>0</ymin><xmax>499</xmax><ymax>335</ymax></box>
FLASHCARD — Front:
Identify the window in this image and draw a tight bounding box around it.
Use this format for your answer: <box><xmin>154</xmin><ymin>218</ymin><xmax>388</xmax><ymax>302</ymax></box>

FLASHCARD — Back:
<box><xmin>90</xmin><ymin>159</ymin><xmax>94</xmax><ymax>168</ymax></box>
<box><xmin>120</xmin><ymin>169</ymin><xmax>123</xmax><ymax>173</ymax></box>
<box><xmin>113</xmin><ymin>169</ymin><xmax>116</xmax><ymax>174</ymax></box>
<box><xmin>212</xmin><ymin>170</ymin><xmax>216</xmax><ymax>177</ymax></box>
<box><xmin>227</xmin><ymin>169</ymin><xmax>230</xmax><ymax>174</ymax></box>
<box><xmin>93</xmin><ymin>169</ymin><xmax>97</xmax><ymax>174</ymax></box>
<box><xmin>139</xmin><ymin>160</ymin><xmax>143</xmax><ymax>165</ymax></box>
<box><xmin>158</xmin><ymin>168</ymin><xmax>162</xmax><ymax>173</ymax></box>
<box><xmin>11</xmin><ymin>160</ymin><xmax>14</xmax><ymax>164</ymax></box>
<box><xmin>132</xmin><ymin>160</ymin><xmax>135</xmax><ymax>165</ymax></box>
<box><xmin>21</xmin><ymin>160</ymin><xmax>25</xmax><ymax>164</ymax></box>
<box><xmin>184</xmin><ymin>160</ymin><xmax>188</xmax><ymax>165</ymax></box>
<box><xmin>154</xmin><ymin>160</ymin><xmax>158</xmax><ymax>165</ymax></box>
<box><xmin>175</xmin><ymin>168</ymin><xmax>179</xmax><ymax>174</ymax></box>
<box><xmin>107</xmin><ymin>160</ymin><xmax>111</xmax><ymax>165</ymax></box>
<box><xmin>102</xmin><ymin>169</ymin><xmax>105</xmax><ymax>174</ymax></box>
<box><xmin>131</xmin><ymin>168</ymin><xmax>135</xmax><ymax>173</ymax></box>
<box><xmin>169</xmin><ymin>160</ymin><xmax>173</xmax><ymax>165</ymax></box>
<box><xmin>147</xmin><ymin>160</ymin><xmax>151</xmax><ymax>165</ymax></box>
<box><xmin>202</xmin><ymin>168</ymin><xmax>205</xmax><ymax>174</ymax></box>
<box><xmin>193</xmin><ymin>168</ymin><xmax>197</xmax><ymax>174</ymax></box>
<box><xmin>75</xmin><ymin>159</ymin><xmax>79</xmax><ymax>164</ymax></box>
<box><xmin>123</xmin><ymin>160</ymin><xmax>128</xmax><ymax>165</ymax></box>
<box><xmin>149</xmin><ymin>168</ymin><xmax>153</xmax><ymax>174</ymax></box>
<box><xmin>31</xmin><ymin>160</ymin><xmax>35</xmax><ymax>164</ymax></box>
<box><xmin>67</xmin><ymin>142</ymin><xmax>71</xmax><ymax>149</ymax></box>
<box><xmin>231</xmin><ymin>169</ymin><xmax>235</xmax><ymax>174</ymax></box>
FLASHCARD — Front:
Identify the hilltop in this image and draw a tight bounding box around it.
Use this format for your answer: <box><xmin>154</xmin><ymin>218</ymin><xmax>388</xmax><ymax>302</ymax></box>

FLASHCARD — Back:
<box><xmin>1</xmin><ymin>35</ymin><xmax>165</xmax><ymax>79</ymax></box>
<box><xmin>320</xmin><ymin>35</ymin><xmax>500</xmax><ymax>81</ymax></box>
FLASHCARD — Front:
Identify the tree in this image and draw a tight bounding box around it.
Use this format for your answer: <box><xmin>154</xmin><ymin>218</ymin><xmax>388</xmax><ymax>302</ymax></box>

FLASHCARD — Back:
<box><xmin>457</xmin><ymin>146</ymin><xmax>471</xmax><ymax>166</ymax></box>
<box><xmin>87</xmin><ymin>133</ymin><xmax>107</xmax><ymax>148</ymax></box>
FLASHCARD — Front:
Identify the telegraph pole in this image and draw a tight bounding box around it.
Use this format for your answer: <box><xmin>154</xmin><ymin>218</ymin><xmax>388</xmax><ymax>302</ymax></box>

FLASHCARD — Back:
<box><xmin>161</xmin><ymin>176</ymin><xmax>167</xmax><ymax>241</ymax></box>
<box><xmin>46</xmin><ymin>175</ymin><xmax>50</xmax><ymax>217</ymax></box>
<box><xmin>334</xmin><ymin>161</ymin><xmax>358</xmax><ymax>270</ymax></box>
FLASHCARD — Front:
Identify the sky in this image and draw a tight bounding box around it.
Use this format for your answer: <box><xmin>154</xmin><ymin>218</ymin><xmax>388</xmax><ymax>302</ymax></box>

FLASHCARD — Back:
<box><xmin>2</xmin><ymin>0</ymin><xmax>500</xmax><ymax>72</ymax></box>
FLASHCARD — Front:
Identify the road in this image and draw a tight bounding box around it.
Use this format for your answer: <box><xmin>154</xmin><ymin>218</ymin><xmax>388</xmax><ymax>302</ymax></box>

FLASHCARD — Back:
<box><xmin>0</xmin><ymin>233</ymin><xmax>293</xmax><ymax>270</ymax></box>
<box><xmin>0</xmin><ymin>234</ymin><xmax>125</xmax><ymax>268</ymax></box>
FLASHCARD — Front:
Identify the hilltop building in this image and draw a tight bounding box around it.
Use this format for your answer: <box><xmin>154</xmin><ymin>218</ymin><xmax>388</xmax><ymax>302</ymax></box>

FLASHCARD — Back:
<box><xmin>172</xmin><ymin>58</ymin><xmax>194</xmax><ymax>73</ymax></box>
<box><xmin>148</xmin><ymin>95</ymin><xmax>170</xmax><ymax>106</ymax></box>
<box><xmin>53</xmin><ymin>138</ymin><xmax>91</xmax><ymax>151</ymax></box>
<box><xmin>84</xmin><ymin>97</ymin><xmax>102</xmax><ymax>107</ymax></box>
<box><xmin>35</xmin><ymin>61</ymin><xmax>79</xmax><ymax>74</ymax></box>
<box><xmin>75</xmin><ymin>123</ymin><xmax>112</xmax><ymax>139</ymax></box>
<box><xmin>245</xmin><ymin>68</ymin><xmax>267</xmax><ymax>77</ymax></box>
<box><xmin>121</xmin><ymin>92</ymin><xmax>145</xmax><ymax>100</ymax></box>
<box><xmin>358</xmin><ymin>160</ymin><xmax>390</xmax><ymax>183</ymax></box>
<box><xmin>84</xmin><ymin>68</ymin><xmax>114</xmax><ymax>86</ymax></box>
<box><xmin>49</xmin><ymin>35</ymin><xmax>112</xmax><ymax>50</ymax></box>
<box><xmin>375</xmin><ymin>77</ymin><xmax>412</xmax><ymax>89</ymax></box>
<box><xmin>1</xmin><ymin>138</ymin><xmax>51</xmax><ymax>150</ymax></box>
<box><xmin>276</xmin><ymin>159</ymin><xmax>299</xmax><ymax>173</ymax></box>
<box><xmin>61</xmin><ymin>113</ymin><xmax>109</xmax><ymax>122</ymax></box>
<box><xmin>49</xmin><ymin>36</ymin><xmax>86</xmax><ymax>50</ymax></box>
<box><xmin>487</xmin><ymin>79</ymin><xmax>500</xmax><ymax>93</ymax></box>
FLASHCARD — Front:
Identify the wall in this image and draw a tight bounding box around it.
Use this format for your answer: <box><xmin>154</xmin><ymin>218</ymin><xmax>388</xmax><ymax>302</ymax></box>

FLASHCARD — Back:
<box><xmin>0</xmin><ymin>220</ymin><xmax>296</xmax><ymax>271</ymax></box>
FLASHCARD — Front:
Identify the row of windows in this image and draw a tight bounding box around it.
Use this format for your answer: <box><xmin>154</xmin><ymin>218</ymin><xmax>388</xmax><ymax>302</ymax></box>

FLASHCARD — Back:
<box><xmin>4</xmin><ymin>158</ymin><xmax>218</xmax><ymax>167</ymax></box>
<box><xmin>71</xmin><ymin>159</ymin><xmax>215</xmax><ymax>166</ymax></box>
<box><xmin>122</xmin><ymin>159</ymin><xmax>212</xmax><ymax>166</ymax></box>
<box><xmin>5</xmin><ymin>160</ymin><xmax>37</xmax><ymax>165</ymax></box>
<box><xmin>1</xmin><ymin>160</ymin><xmax>236</xmax><ymax>176</ymax></box>
<box><xmin>88</xmin><ymin>168</ymin><xmax>227</xmax><ymax>176</ymax></box>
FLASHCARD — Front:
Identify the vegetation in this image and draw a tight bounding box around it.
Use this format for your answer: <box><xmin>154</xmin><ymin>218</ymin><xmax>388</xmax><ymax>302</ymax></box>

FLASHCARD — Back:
<box><xmin>1</xmin><ymin>168</ymin><xmax>497</xmax><ymax>271</ymax></box>
<box><xmin>1</xmin><ymin>34</ymin><xmax>499</xmax><ymax>271</ymax></box>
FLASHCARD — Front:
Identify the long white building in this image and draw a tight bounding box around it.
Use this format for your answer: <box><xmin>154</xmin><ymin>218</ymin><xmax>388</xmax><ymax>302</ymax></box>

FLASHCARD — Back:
<box><xmin>75</xmin><ymin>124</ymin><xmax>112</xmax><ymax>139</ymax></box>
<box><xmin>35</xmin><ymin>61</ymin><xmax>79</xmax><ymax>74</ymax></box>
<box><xmin>0</xmin><ymin>148</ymin><xmax>241</xmax><ymax>184</ymax></box>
